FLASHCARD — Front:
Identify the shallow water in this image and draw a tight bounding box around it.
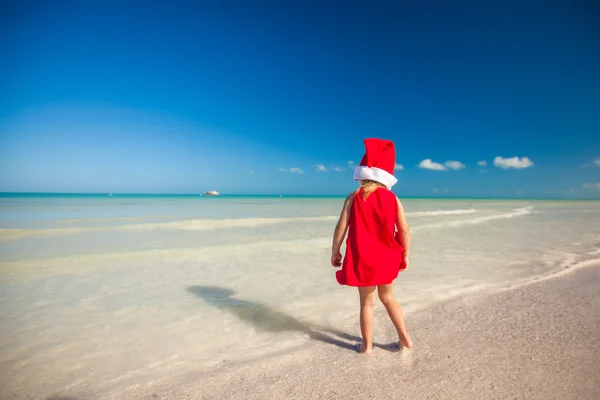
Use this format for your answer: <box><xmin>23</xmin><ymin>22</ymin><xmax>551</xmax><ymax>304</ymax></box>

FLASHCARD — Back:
<box><xmin>1</xmin><ymin>195</ymin><xmax>599</xmax><ymax>398</ymax></box>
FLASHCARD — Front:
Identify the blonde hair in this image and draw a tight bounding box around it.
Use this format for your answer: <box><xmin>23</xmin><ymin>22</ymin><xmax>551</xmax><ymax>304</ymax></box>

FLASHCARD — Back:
<box><xmin>358</xmin><ymin>180</ymin><xmax>386</xmax><ymax>200</ymax></box>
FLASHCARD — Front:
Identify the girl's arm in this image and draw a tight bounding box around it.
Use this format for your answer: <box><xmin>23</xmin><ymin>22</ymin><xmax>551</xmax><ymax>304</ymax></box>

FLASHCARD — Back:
<box><xmin>396</xmin><ymin>197</ymin><xmax>411</xmax><ymax>263</ymax></box>
<box><xmin>331</xmin><ymin>193</ymin><xmax>354</xmax><ymax>267</ymax></box>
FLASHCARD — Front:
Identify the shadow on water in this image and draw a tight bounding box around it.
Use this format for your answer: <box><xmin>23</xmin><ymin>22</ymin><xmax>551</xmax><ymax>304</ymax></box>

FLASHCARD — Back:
<box><xmin>186</xmin><ymin>285</ymin><xmax>367</xmax><ymax>352</ymax></box>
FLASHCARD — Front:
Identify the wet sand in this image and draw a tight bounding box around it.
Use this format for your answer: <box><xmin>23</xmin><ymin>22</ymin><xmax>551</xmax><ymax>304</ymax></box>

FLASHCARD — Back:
<box><xmin>137</xmin><ymin>263</ymin><xmax>600</xmax><ymax>400</ymax></box>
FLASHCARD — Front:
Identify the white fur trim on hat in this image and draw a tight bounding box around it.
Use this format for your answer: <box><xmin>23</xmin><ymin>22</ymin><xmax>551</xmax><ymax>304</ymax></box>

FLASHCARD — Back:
<box><xmin>353</xmin><ymin>166</ymin><xmax>398</xmax><ymax>189</ymax></box>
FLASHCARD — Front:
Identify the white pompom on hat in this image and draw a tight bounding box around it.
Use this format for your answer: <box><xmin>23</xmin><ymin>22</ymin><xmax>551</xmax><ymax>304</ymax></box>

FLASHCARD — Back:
<box><xmin>353</xmin><ymin>138</ymin><xmax>398</xmax><ymax>189</ymax></box>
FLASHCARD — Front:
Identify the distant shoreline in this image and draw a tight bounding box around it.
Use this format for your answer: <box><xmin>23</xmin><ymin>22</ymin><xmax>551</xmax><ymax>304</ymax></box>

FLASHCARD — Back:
<box><xmin>0</xmin><ymin>192</ymin><xmax>598</xmax><ymax>201</ymax></box>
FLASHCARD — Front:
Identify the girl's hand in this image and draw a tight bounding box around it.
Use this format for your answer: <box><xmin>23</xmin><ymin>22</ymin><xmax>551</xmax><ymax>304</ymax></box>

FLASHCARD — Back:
<box><xmin>403</xmin><ymin>253</ymin><xmax>409</xmax><ymax>267</ymax></box>
<box><xmin>331</xmin><ymin>252</ymin><xmax>342</xmax><ymax>267</ymax></box>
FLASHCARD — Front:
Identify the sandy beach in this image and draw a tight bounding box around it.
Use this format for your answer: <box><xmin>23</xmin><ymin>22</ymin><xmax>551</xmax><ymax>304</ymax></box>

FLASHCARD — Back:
<box><xmin>2</xmin><ymin>198</ymin><xmax>599</xmax><ymax>399</ymax></box>
<box><xmin>130</xmin><ymin>262</ymin><xmax>600</xmax><ymax>400</ymax></box>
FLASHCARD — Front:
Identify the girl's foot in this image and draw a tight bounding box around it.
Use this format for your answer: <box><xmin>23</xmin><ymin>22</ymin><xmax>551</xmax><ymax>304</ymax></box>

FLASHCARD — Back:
<box><xmin>357</xmin><ymin>342</ymin><xmax>372</xmax><ymax>355</ymax></box>
<box><xmin>399</xmin><ymin>335</ymin><xmax>413</xmax><ymax>349</ymax></box>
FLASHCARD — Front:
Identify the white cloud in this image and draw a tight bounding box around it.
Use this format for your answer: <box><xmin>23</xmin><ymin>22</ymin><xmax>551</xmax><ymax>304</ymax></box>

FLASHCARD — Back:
<box><xmin>433</xmin><ymin>188</ymin><xmax>450</xmax><ymax>193</ymax></box>
<box><xmin>348</xmin><ymin>161</ymin><xmax>355</xmax><ymax>166</ymax></box>
<box><xmin>419</xmin><ymin>159</ymin><xmax>465</xmax><ymax>171</ymax></box>
<box><xmin>278</xmin><ymin>167</ymin><xmax>304</xmax><ymax>174</ymax></box>
<box><xmin>419</xmin><ymin>159</ymin><xmax>446</xmax><ymax>171</ymax></box>
<box><xmin>316</xmin><ymin>164</ymin><xmax>345</xmax><ymax>172</ymax></box>
<box><xmin>583</xmin><ymin>183</ymin><xmax>600</xmax><ymax>190</ymax></box>
<box><xmin>477</xmin><ymin>160</ymin><xmax>487</xmax><ymax>166</ymax></box>
<box><xmin>445</xmin><ymin>160</ymin><xmax>465</xmax><ymax>170</ymax></box>
<box><xmin>493</xmin><ymin>156</ymin><xmax>534</xmax><ymax>169</ymax></box>
<box><xmin>594</xmin><ymin>157</ymin><xmax>600</xmax><ymax>167</ymax></box>
<box><xmin>249</xmin><ymin>170</ymin><xmax>254</xmax><ymax>175</ymax></box>
<box><xmin>394</xmin><ymin>163</ymin><xmax>404</xmax><ymax>171</ymax></box>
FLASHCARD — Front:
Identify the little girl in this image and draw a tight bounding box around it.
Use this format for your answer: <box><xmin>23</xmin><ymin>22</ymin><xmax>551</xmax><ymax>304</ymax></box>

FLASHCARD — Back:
<box><xmin>331</xmin><ymin>138</ymin><xmax>412</xmax><ymax>355</ymax></box>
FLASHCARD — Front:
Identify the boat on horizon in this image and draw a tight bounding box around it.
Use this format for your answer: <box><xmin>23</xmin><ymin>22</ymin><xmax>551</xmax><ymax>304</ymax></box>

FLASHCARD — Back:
<box><xmin>204</xmin><ymin>190</ymin><xmax>219</xmax><ymax>196</ymax></box>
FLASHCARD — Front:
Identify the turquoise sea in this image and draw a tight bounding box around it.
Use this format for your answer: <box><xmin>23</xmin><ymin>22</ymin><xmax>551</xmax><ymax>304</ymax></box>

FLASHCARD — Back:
<box><xmin>1</xmin><ymin>192</ymin><xmax>599</xmax><ymax>398</ymax></box>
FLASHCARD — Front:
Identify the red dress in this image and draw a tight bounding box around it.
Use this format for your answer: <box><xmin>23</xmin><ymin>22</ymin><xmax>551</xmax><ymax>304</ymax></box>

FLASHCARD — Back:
<box><xmin>336</xmin><ymin>187</ymin><xmax>406</xmax><ymax>287</ymax></box>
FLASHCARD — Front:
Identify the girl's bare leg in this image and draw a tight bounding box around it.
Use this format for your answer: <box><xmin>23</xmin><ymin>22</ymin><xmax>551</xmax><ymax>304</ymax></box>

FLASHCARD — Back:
<box><xmin>358</xmin><ymin>286</ymin><xmax>377</xmax><ymax>354</ymax></box>
<box><xmin>377</xmin><ymin>284</ymin><xmax>413</xmax><ymax>348</ymax></box>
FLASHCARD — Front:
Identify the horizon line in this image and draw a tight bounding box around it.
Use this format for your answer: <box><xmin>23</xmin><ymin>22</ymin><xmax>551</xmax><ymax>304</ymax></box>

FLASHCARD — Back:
<box><xmin>0</xmin><ymin>191</ymin><xmax>598</xmax><ymax>201</ymax></box>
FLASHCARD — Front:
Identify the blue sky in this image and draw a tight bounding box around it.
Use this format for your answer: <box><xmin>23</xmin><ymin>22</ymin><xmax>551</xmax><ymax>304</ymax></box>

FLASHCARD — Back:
<box><xmin>1</xmin><ymin>0</ymin><xmax>599</xmax><ymax>197</ymax></box>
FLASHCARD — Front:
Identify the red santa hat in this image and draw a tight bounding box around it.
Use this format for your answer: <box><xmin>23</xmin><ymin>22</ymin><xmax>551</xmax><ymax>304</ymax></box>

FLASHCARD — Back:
<box><xmin>353</xmin><ymin>138</ymin><xmax>398</xmax><ymax>189</ymax></box>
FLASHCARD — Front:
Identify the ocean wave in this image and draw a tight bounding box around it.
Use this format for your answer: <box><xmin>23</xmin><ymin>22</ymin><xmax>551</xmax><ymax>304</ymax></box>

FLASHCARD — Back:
<box><xmin>55</xmin><ymin>217</ymin><xmax>150</xmax><ymax>224</ymax></box>
<box><xmin>119</xmin><ymin>216</ymin><xmax>338</xmax><ymax>231</ymax></box>
<box><xmin>407</xmin><ymin>209</ymin><xmax>477</xmax><ymax>217</ymax></box>
<box><xmin>500</xmin><ymin>257</ymin><xmax>600</xmax><ymax>291</ymax></box>
<box><xmin>414</xmin><ymin>207</ymin><xmax>533</xmax><ymax>230</ymax></box>
<box><xmin>0</xmin><ymin>216</ymin><xmax>340</xmax><ymax>240</ymax></box>
<box><xmin>0</xmin><ymin>208</ymin><xmax>533</xmax><ymax>241</ymax></box>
